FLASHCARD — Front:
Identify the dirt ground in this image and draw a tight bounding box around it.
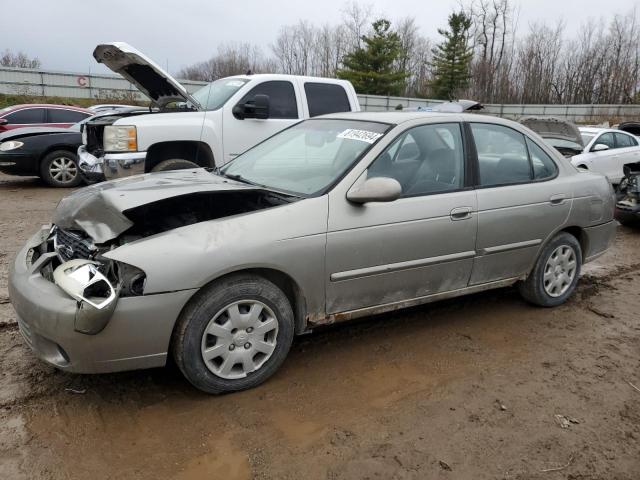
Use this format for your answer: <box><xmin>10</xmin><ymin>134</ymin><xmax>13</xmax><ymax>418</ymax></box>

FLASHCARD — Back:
<box><xmin>0</xmin><ymin>172</ymin><xmax>639</xmax><ymax>480</ymax></box>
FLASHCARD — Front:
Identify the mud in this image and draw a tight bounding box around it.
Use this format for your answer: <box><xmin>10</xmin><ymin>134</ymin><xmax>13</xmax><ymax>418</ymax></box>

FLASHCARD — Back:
<box><xmin>1</xmin><ymin>173</ymin><xmax>639</xmax><ymax>479</ymax></box>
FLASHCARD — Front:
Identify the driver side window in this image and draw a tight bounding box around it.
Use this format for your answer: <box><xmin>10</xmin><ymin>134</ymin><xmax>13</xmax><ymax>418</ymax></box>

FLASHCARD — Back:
<box><xmin>594</xmin><ymin>132</ymin><xmax>615</xmax><ymax>150</ymax></box>
<box><xmin>236</xmin><ymin>81</ymin><xmax>298</xmax><ymax>119</ymax></box>
<box><xmin>368</xmin><ymin>123</ymin><xmax>464</xmax><ymax>197</ymax></box>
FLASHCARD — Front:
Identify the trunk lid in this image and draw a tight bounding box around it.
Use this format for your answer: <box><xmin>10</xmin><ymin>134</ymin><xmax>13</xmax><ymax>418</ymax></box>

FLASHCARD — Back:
<box><xmin>93</xmin><ymin>42</ymin><xmax>202</xmax><ymax>109</ymax></box>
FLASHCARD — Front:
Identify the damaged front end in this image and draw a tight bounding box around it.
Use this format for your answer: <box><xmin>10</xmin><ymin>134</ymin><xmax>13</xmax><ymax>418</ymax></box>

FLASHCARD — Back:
<box><xmin>27</xmin><ymin>225</ymin><xmax>147</xmax><ymax>334</ymax></box>
<box><xmin>615</xmin><ymin>162</ymin><xmax>640</xmax><ymax>226</ymax></box>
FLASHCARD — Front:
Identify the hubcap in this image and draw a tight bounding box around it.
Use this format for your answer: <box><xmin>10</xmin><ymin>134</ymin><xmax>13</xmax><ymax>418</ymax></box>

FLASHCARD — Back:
<box><xmin>201</xmin><ymin>300</ymin><xmax>278</xmax><ymax>380</ymax></box>
<box><xmin>49</xmin><ymin>157</ymin><xmax>77</xmax><ymax>184</ymax></box>
<box><xmin>543</xmin><ymin>245</ymin><xmax>577</xmax><ymax>297</ymax></box>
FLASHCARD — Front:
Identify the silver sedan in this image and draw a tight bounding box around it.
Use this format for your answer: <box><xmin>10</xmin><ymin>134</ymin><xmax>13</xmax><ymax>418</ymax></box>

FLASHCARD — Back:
<box><xmin>9</xmin><ymin>112</ymin><xmax>616</xmax><ymax>393</ymax></box>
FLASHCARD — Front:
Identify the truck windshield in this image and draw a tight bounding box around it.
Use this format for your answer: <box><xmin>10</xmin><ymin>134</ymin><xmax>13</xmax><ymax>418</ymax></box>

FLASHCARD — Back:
<box><xmin>220</xmin><ymin>119</ymin><xmax>391</xmax><ymax>197</ymax></box>
<box><xmin>191</xmin><ymin>78</ymin><xmax>250</xmax><ymax>111</ymax></box>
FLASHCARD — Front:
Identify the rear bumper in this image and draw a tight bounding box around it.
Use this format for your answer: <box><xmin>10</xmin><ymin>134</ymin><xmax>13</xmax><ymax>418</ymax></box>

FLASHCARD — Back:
<box><xmin>8</xmin><ymin>228</ymin><xmax>197</xmax><ymax>374</ymax></box>
<box><xmin>583</xmin><ymin>220</ymin><xmax>617</xmax><ymax>263</ymax></box>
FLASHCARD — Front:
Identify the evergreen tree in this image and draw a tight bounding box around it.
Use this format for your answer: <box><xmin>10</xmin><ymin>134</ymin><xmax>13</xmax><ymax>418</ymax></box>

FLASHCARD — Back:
<box><xmin>430</xmin><ymin>12</ymin><xmax>473</xmax><ymax>100</ymax></box>
<box><xmin>337</xmin><ymin>19</ymin><xmax>408</xmax><ymax>96</ymax></box>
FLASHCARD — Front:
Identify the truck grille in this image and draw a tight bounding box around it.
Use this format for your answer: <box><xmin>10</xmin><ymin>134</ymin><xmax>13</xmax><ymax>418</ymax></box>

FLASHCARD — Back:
<box><xmin>54</xmin><ymin>228</ymin><xmax>94</xmax><ymax>261</ymax></box>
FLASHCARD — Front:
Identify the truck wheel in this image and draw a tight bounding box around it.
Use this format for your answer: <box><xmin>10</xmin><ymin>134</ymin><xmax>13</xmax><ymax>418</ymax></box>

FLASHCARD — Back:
<box><xmin>40</xmin><ymin>150</ymin><xmax>82</xmax><ymax>187</ymax></box>
<box><xmin>518</xmin><ymin>232</ymin><xmax>582</xmax><ymax>307</ymax></box>
<box><xmin>172</xmin><ymin>273</ymin><xmax>295</xmax><ymax>394</ymax></box>
<box><xmin>151</xmin><ymin>159</ymin><xmax>200</xmax><ymax>172</ymax></box>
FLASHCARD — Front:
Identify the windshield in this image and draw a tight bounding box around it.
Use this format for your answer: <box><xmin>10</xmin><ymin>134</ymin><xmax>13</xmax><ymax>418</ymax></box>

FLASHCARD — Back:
<box><xmin>581</xmin><ymin>133</ymin><xmax>596</xmax><ymax>145</ymax></box>
<box><xmin>191</xmin><ymin>78</ymin><xmax>250</xmax><ymax>111</ymax></box>
<box><xmin>220</xmin><ymin>119</ymin><xmax>391</xmax><ymax>196</ymax></box>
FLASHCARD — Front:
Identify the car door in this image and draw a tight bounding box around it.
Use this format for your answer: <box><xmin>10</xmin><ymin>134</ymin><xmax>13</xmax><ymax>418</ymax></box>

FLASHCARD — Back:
<box><xmin>221</xmin><ymin>80</ymin><xmax>302</xmax><ymax>163</ymax></box>
<box><xmin>613</xmin><ymin>133</ymin><xmax>640</xmax><ymax>182</ymax></box>
<box><xmin>468</xmin><ymin>122</ymin><xmax>572</xmax><ymax>285</ymax></box>
<box><xmin>588</xmin><ymin>132</ymin><xmax>618</xmax><ymax>180</ymax></box>
<box><xmin>1</xmin><ymin>107</ymin><xmax>46</xmax><ymax>132</ymax></box>
<box><xmin>325</xmin><ymin>122</ymin><xmax>478</xmax><ymax>314</ymax></box>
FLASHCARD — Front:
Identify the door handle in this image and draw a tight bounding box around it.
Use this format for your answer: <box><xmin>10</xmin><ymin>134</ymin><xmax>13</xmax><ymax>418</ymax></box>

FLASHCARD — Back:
<box><xmin>549</xmin><ymin>194</ymin><xmax>567</xmax><ymax>205</ymax></box>
<box><xmin>450</xmin><ymin>206</ymin><xmax>473</xmax><ymax>221</ymax></box>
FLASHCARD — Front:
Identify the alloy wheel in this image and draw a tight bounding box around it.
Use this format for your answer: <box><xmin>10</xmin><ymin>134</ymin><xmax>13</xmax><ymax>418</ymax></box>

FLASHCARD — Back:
<box><xmin>49</xmin><ymin>156</ymin><xmax>78</xmax><ymax>184</ymax></box>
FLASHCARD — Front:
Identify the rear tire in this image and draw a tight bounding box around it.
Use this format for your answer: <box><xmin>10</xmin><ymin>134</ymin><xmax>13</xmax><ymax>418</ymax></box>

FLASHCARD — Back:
<box><xmin>151</xmin><ymin>158</ymin><xmax>200</xmax><ymax>172</ymax></box>
<box><xmin>172</xmin><ymin>274</ymin><xmax>295</xmax><ymax>394</ymax></box>
<box><xmin>40</xmin><ymin>150</ymin><xmax>82</xmax><ymax>187</ymax></box>
<box><xmin>519</xmin><ymin>232</ymin><xmax>582</xmax><ymax>307</ymax></box>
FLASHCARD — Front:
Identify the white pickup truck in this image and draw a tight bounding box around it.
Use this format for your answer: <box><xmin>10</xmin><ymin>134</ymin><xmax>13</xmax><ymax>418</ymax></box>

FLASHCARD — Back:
<box><xmin>79</xmin><ymin>43</ymin><xmax>360</xmax><ymax>181</ymax></box>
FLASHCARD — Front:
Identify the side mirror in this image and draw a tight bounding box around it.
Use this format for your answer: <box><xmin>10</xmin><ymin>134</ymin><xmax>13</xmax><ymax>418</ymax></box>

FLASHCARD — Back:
<box><xmin>232</xmin><ymin>94</ymin><xmax>270</xmax><ymax>120</ymax></box>
<box><xmin>0</xmin><ymin>118</ymin><xmax>8</xmax><ymax>126</ymax></box>
<box><xmin>347</xmin><ymin>177</ymin><xmax>402</xmax><ymax>204</ymax></box>
<box><xmin>592</xmin><ymin>143</ymin><xmax>609</xmax><ymax>152</ymax></box>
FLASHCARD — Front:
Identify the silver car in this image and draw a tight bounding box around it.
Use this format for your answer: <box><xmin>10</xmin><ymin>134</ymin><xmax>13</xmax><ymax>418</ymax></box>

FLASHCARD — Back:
<box><xmin>9</xmin><ymin>112</ymin><xmax>616</xmax><ymax>394</ymax></box>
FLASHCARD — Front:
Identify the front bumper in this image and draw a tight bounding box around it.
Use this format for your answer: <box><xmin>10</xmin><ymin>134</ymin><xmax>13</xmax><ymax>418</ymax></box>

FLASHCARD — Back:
<box><xmin>0</xmin><ymin>151</ymin><xmax>32</xmax><ymax>176</ymax></box>
<box><xmin>78</xmin><ymin>146</ymin><xmax>147</xmax><ymax>182</ymax></box>
<box><xmin>77</xmin><ymin>145</ymin><xmax>104</xmax><ymax>182</ymax></box>
<box><xmin>8</xmin><ymin>227</ymin><xmax>197</xmax><ymax>374</ymax></box>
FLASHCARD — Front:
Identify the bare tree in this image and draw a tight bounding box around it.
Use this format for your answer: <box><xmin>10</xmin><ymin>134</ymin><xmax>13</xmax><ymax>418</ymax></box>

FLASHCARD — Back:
<box><xmin>0</xmin><ymin>50</ymin><xmax>41</xmax><ymax>69</ymax></box>
<box><xmin>178</xmin><ymin>43</ymin><xmax>267</xmax><ymax>81</ymax></box>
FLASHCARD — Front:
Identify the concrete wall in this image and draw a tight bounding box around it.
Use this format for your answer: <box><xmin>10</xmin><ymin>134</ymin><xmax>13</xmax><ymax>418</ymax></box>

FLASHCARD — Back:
<box><xmin>2</xmin><ymin>66</ymin><xmax>639</xmax><ymax>122</ymax></box>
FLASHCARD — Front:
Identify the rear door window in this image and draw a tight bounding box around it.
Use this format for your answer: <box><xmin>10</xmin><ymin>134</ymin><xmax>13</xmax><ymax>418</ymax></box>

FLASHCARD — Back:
<box><xmin>526</xmin><ymin>138</ymin><xmax>558</xmax><ymax>180</ymax></box>
<box><xmin>471</xmin><ymin>123</ymin><xmax>531</xmax><ymax>186</ymax></box>
<box><xmin>615</xmin><ymin>132</ymin><xmax>638</xmax><ymax>148</ymax></box>
<box><xmin>4</xmin><ymin>108</ymin><xmax>46</xmax><ymax>124</ymax></box>
<box><xmin>237</xmin><ymin>81</ymin><xmax>298</xmax><ymax>119</ymax></box>
<box><xmin>48</xmin><ymin>108</ymin><xmax>91</xmax><ymax>124</ymax></box>
<box><xmin>304</xmin><ymin>83</ymin><xmax>351</xmax><ymax>117</ymax></box>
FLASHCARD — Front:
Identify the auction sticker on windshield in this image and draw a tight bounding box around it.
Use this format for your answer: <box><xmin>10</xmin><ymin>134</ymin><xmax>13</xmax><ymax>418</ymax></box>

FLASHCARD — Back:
<box><xmin>337</xmin><ymin>129</ymin><xmax>384</xmax><ymax>144</ymax></box>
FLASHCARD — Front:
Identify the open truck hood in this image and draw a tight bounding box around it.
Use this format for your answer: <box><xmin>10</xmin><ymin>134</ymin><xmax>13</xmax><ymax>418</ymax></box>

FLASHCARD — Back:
<box><xmin>53</xmin><ymin>169</ymin><xmax>258</xmax><ymax>243</ymax></box>
<box><xmin>93</xmin><ymin>42</ymin><xmax>202</xmax><ymax>109</ymax></box>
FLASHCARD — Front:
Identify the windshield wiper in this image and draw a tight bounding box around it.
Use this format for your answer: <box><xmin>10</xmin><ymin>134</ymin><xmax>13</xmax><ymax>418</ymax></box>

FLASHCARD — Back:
<box><xmin>219</xmin><ymin>172</ymin><xmax>258</xmax><ymax>186</ymax></box>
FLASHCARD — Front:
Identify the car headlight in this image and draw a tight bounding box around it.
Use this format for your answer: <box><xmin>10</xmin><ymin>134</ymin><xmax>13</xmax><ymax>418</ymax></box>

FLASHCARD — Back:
<box><xmin>103</xmin><ymin>125</ymin><xmax>137</xmax><ymax>152</ymax></box>
<box><xmin>0</xmin><ymin>140</ymin><xmax>24</xmax><ymax>151</ymax></box>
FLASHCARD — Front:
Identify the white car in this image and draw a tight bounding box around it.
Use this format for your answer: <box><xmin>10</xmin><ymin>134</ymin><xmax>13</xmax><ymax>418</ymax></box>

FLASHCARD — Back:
<box><xmin>571</xmin><ymin>127</ymin><xmax>640</xmax><ymax>184</ymax></box>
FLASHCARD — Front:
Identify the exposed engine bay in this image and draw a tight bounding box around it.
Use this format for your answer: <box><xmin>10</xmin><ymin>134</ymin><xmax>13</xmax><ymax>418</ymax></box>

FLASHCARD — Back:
<box><xmin>36</xmin><ymin>188</ymin><xmax>294</xmax><ymax>303</ymax></box>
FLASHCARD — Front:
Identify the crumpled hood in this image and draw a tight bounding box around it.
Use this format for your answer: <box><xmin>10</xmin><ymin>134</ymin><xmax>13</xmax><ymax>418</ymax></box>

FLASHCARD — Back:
<box><xmin>53</xmin><ymin>169</ymin><xmax>257</xmax><ymax>243</ymax></box>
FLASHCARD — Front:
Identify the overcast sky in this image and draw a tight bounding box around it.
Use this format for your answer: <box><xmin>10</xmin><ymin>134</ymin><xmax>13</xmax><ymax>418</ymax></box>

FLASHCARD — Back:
<box><xmin>3</xmin><ymin>0</ymin><xmax>637</xmax><ymax>75</ymax></box>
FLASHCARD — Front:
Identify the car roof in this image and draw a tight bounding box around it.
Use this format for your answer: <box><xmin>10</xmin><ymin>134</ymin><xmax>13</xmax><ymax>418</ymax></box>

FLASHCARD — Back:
<box><xmin>0</xmin><ymin>104</ymin><xmax>91</xmax><ymax>112</ymax></box>
<box><xmin>579</xmin><ymin>127</ymin><xmax>614</xmax><ymax>134</ymax></box>
<box><xmin>315</xmin><ymin>111</ymin><xmax>518</xmax><ymax>126</ymax></box>
<box><xmin>222</xmin><ymin>73</ymin><xmax>354</xmax><ymax>85</ymax></box>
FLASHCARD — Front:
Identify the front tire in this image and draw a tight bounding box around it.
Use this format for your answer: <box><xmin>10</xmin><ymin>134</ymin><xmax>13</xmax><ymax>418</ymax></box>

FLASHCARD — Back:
<box><xmin>40</xmin><ymin>150</ymin><xmax>82</xmax><ymax>187</ymax></box>
<box><xmin>151</xmin><ymin>158</ymin><xmax>200</xmax><ymax>172</ymax></box>
<box><xmin>519</xmin><ymin>232</ymin><xmax>582</xmax><ymax>307</ymax></box>
<box><xmin>172</xmin><ymin>274</ymin><xmax>295</xmax><ymax>394</ymax></box>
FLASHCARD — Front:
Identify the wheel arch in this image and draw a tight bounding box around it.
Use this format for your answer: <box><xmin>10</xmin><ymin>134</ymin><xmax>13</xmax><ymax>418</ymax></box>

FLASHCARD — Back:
<box><xmin>559</xmin><ymin>226</ymin><xmax>588</xmax><ymax>262</ymax></box>
<box><xmin>39</xmin><ymin>144</ymin><xmax>78</xmax><ymax>166</ymax></box>
<box><xmin>178</xmin><ymin>267</ymin><xmax>309</xmax><ymax>336</ymax></box>
<box><xmin>145</xmin><ymin>141</ymin><xmax>215</xmax><ymax>172</ymax></box>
